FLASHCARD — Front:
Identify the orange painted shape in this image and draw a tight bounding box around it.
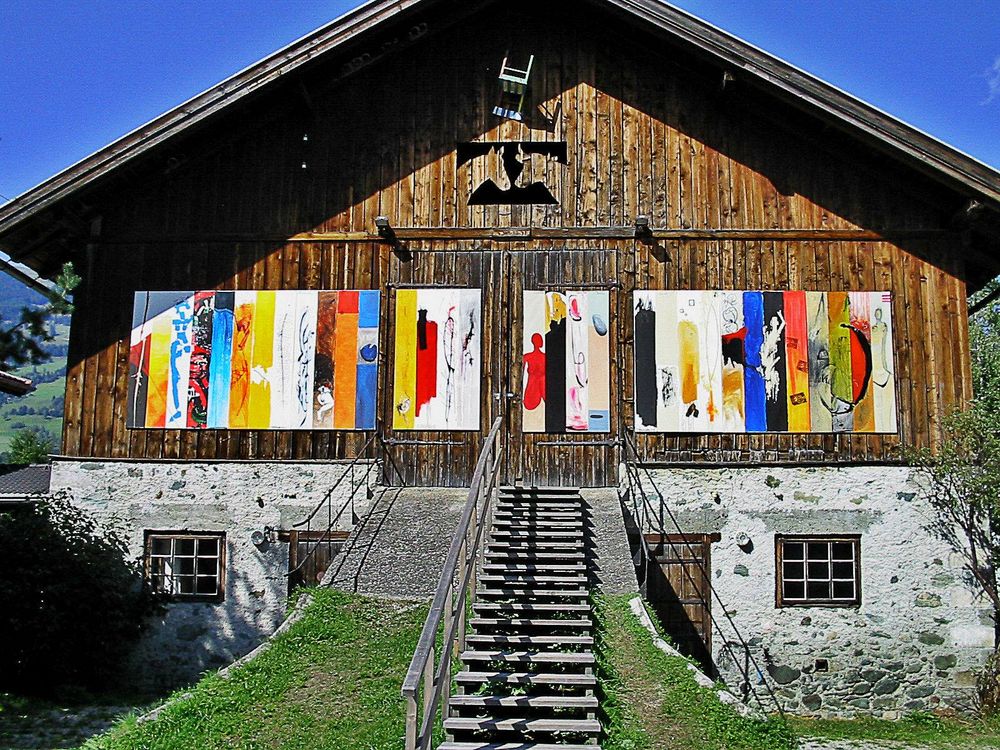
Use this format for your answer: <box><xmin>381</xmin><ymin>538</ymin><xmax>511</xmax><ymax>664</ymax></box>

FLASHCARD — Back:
<box><xmin>229</xmin><ymin>301</ymin><xmax>255</xmax><ymax>429</ymax></box>
<box><xmin>145</xmin><ymin>313</ymin><xmax>172</xmax><ymax>428</ymax></box>
<box><xmin>678</xmin><ymin>319</ymin><xmax>700</xmax><ymax>405</ymax></box>
<box><xmin>332</xmin><ymin>306</ymin><xmax>359</xmax><ymax>429</ymax></box>
<box><xmin>783</xmin><ymin>291</ymin><xmax>811</xmax><ymax>432</ymax></box>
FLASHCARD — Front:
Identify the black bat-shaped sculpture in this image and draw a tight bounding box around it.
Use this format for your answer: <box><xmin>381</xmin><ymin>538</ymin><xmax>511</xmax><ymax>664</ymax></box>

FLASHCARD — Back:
<box><xmin>457</xmin><ymin>141</ymin><xmax>569</xmax><ymax>205</ymax></box>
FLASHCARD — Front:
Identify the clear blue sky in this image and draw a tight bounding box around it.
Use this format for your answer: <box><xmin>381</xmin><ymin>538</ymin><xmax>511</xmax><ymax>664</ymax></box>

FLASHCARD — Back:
<box><xmin>2</xmin><ymin>0</ymin><xmax>999</xmax><ymax>203</ymax></box>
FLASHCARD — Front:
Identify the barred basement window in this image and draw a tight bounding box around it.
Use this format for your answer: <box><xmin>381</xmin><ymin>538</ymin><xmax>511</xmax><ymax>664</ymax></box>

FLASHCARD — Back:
<box><xmin>775</xmin><ymin>535</ymin><xmax>861</xmax><ymax>607</ymax></box>
<box><xmin>145</xmin><ymin>531</ymin><xmax>225</xmax><ymax>601</ymax></box>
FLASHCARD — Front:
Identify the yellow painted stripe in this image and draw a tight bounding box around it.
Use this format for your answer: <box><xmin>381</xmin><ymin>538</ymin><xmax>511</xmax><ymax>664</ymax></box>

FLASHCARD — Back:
<box><xmin>248</xmin><ymin>290</ymin><xmax>275</xmax><ymax>429</ymax></box>
<box><xmin>393</xmin><ymin>290</ymin><xmax>417</xmax><ymax>430</ymax></box>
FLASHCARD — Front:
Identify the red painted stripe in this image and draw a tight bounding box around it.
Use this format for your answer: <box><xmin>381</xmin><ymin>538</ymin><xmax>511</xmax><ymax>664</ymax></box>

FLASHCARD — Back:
<box><xmin>338</xmin><ymin>290</ymin><xmax>359</xmax><ymax>314</ymax></box>
<box><xmin>415</xmin><ymin>318</ymin><xmax>438</xmax><ymax>417</ymax></box>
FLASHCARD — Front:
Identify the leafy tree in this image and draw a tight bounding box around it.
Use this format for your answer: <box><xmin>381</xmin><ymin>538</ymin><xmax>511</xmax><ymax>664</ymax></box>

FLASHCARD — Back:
<box><xmin>970</xmin><ymin>278</ymin><xmax>1000</xmax><ymax>419</ymax></box>
<box><xmin>7</xmin><ymin>427</ymin><xmax>55</xmax><ymax>464</ymax></box>
<box><xmin>906</xmin><ymin>408</ymin><xmax>1000</xmax><ymax>638</ymax></box>
<box><xmin>0</xmin><ymin>262</ymin><xmax>79</xmax><ymax>371</ymax></box>
<box><xmin>0</xmin><ymin>492</ymin><xmax>161</xmax><ymax>694</ymax></box>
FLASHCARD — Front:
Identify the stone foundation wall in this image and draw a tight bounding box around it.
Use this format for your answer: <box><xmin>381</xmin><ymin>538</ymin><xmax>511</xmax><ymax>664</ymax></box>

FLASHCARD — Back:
<box><xmin>626</xmin><ymin>465</ymin><xmax>994</xmax><ymax>717</ymax></box>
<box><xmin>50</xmin><ymin>459</ymin><xmax>374</xmax><ymax>691</ymax></box>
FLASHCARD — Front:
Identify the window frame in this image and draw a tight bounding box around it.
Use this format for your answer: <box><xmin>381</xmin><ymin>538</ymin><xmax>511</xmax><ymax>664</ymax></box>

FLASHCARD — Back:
<box><xmin>144</xmin><ymin>530</ymin><xmax>226</xmax><ymax>603</ymax></box>
<box><xmin>774</xmin><ymin>534</ymin><xmax>861</xmax><ymax>608</ymax></box>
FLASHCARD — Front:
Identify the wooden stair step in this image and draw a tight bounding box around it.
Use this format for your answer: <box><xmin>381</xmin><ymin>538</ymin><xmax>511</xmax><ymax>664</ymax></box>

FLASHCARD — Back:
<box><xmin>492</xmin><ymin>530</ymin><xmax>583</xmax><ymax>538</ymax></box>
<box><xmin>474</xmin><ymin>602</ymin><xmax>591</xmax><ymax>613</ymax></box>
<box><xmin>454</xmin><ymin>671</ymin><xmax>596</xmax><ymax>687</ymax></box>
<box><xmin>448</xmin><ymin>694</ymin><xmax>598</xmax><ymax>710</ymax></box>
<box><xmin>439</xmin><ymin>742</ymin><xmax>601</xmax><ymax>750</ymax></box>
<box><xmin>478</xmin><ymin>588</ymin><xmax>589</xmax><ymax>599</ymax></box>
<box><xmin>487</xmin><ymin>539</ymin><xmax>584</xmax><ymax>548</ymax></box>
<box><xmin>483</xmin><ymin>563</ymin><xmax>586</xmax><ymax>572</ymax></box>
<box><xmin>480</xmin><ymin>574</ymin><xmax>588</xmax><ymax>585</ymax></box>
<box><xmin>465</xmin><ymin>634</ymin><xmax>594</xmax><ymax>647</ymax></box>
<box><xmin>485</xmin><ymin>550</ymin><xmax>586</xmax><ymax>561</ymax></box>
<box><xmin>500</xmin><ymin>486</ymin><xmax>580</xmax><ymax>494</ymax></box>
<box><xmin>494</xmin><ymin>519</ymin><xmax>584</xmax><ymax>528</ymax></box>
<box><xmin>498</xmin><ymin>497</ymin><xmax>582</xmax><ymax>503</ymax></box>
<box><xmin>444</xmin><ymin>717</ymin><xmax>601</xmax><ymax>734</ymax></box>
<box><xmin>496</xmin><ymin>500</ymin><xmax>584</xmax><ymax>508</ymax></box>
<box><xmin>460</xmin><ymin>650</ymin><xmax>595</xmax><ymax>665</ymax></box>
<box><xmin>471</xmin><ymin>618</ymin><xmax>593</xmax><ymax>630</ymax></box>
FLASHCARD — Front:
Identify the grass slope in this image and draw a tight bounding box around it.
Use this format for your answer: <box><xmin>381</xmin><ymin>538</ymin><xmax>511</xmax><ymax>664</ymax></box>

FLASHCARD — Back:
<box><xmin>82</xmin><ymin>589</ymin><xmax>427</xmax><ymax>750</ymax></box>
<box><xmin>787</xmin><ymin>713</ymin><xmax>1000</xmax><ymax>748</ymax></box>
<box><xmin>595</xmin><ymin>594</ymin><xmax>796</xmax><ymax>750</ymax></box>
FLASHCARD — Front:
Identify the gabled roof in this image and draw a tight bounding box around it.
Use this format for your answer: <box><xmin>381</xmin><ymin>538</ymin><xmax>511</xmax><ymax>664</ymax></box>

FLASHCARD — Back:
<box><xmin>1</xmin><ymin>0</ymin><xmax>999</xmax><ymax>273</ymax></box>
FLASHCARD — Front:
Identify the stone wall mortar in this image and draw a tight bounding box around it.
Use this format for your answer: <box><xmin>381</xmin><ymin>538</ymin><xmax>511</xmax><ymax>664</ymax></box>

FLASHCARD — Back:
<box><xmin>627</xmin><ymin>465</ymin><xmax>994</xmax><ymax>717</ymax></box>
<box><xmin>50</xmin><ymin>458</ymin><xmax>374</xmax><ymax>691</ymax></box>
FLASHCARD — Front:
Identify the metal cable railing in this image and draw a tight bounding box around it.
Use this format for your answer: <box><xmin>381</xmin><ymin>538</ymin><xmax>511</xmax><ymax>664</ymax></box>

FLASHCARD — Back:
<box><xmin>401</xmin><ymin>416</ymin><xmax>505</xmax><ymax>750</ymax></box>
<box><xmin>622</xmin><ymin>431</ymin><xmax>784</xmax><ymax>717</ymax></box>
<box><xmin>286</xmin><ymin>431</ymin><xmax>380</xmax><ymax>579</ymax></box>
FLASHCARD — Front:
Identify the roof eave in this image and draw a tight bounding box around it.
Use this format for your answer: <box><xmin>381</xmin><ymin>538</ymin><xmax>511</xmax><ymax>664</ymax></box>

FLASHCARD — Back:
<box><xmin>600</xmin><ymin>0</ymin><xmax>1000</xmax><ymax>207</ymax></box>
<box><xmin>1</xmin><ymin>0</ymin><xmax>999</xmax><ymax>249</ymax></box>
<box><xmin>0</xmin><ymin>0</ymin><xmax>444</xmax><ymax>239</ymax></box>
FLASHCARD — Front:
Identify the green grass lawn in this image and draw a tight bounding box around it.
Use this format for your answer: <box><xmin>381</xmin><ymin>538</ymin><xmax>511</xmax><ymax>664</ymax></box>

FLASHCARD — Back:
<box><xmin>80</xmin><ymin>589</ymin><xmax>427</xmax><ymax>750</ymax></box>
<box><xmin>594</xmin><ymin>593</ymin><xmax>796</xmax><ymax>750</ymax></box>
<box><xmin>788</xmin><ymin>712</ymin><xmax>1000</xmax><ymax>748</ymax></box>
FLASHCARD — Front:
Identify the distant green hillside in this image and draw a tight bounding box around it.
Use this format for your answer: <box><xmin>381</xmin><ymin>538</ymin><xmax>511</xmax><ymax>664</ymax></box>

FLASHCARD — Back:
<box><xmin>0</xmin><ymin>273</ymin><xmax>68</xmax><ymax>456</ymax></box>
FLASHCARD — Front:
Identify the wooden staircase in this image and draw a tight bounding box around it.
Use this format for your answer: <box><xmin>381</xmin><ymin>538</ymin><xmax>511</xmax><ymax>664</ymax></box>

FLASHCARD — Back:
<box><xmin>439</xmin><ymin>486</ymin><xmax>602</xmax><ymax>750</ymax></box>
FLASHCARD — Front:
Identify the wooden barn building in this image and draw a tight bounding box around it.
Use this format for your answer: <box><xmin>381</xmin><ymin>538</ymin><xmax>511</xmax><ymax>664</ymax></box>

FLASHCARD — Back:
<box><xmin>2</xmin><ymin>0</ymin><xmax>1000</xmax><ymax>717</ymax></box>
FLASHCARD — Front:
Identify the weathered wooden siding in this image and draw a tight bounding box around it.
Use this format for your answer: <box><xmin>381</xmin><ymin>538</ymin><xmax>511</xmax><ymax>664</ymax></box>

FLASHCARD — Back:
<box><xmin>62</xmin><ymin>0</ymin><xmax>972</xmax><ymax>483</ymax></box>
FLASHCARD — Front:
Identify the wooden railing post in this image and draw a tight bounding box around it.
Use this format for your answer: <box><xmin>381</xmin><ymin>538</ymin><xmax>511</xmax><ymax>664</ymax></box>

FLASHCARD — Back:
<box><xmin>405</xmin><ymin>696</ymin><xmax>417</xmax><ymax>750</ymax></box>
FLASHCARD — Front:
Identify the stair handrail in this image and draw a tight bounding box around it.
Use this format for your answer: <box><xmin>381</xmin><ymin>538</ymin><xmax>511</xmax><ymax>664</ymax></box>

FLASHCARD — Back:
<box><xmin>401</xmin><ymin>416</ymin><xmax>505</xmax><ymax>750</ymax></box>
<box><xmin>621</xmin><ymin>430</ymin><xmax>785</xmax><ymax>717</ymax></box>
<box><xmin>286</xmin><ymin>431</ymin><xmax>379</xmax><ymax>578</ymax></box>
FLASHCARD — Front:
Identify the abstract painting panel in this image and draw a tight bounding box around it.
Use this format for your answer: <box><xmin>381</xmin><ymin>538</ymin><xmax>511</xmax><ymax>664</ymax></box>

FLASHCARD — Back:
<box><xmin>128</xmin><ymin>290</ymin><xmax>380</xmax><ymax>430</ymax></box>
<box><xmin>522</xmin><ymin>291</ymin><xmax>611</xmax><ymax>433</ymax></box>
<box><xmin>392</xmin><ymin>288</ymin><xmax>481</xmax><ymax>431</ymax></box>
<box><xmin>633</xmin><ymin>290</ymin><xmax>897</xmax><ymax>434</ymax></box>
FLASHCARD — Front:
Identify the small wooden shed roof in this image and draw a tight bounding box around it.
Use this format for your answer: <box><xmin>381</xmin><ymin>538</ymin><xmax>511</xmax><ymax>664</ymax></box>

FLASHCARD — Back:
<box><xmin>2</xmin><ymin>0</ymin><xmax>1000</xmax><ymax>286</ymax></box>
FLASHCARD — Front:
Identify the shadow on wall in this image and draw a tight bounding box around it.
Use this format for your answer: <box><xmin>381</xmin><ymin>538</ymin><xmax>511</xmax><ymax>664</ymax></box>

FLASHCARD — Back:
<box><xmin>323</xmin><ymin>486</ymin><xmax>403</xmax><ymax>593</ymax></box>
<box><xmin>618</xmin><ymin>486</ymin><xmax>716</xmax><ymax>677</ymax></box>
<box><xmin>121</xmin><ymin>540</ymin><xmax>290</xmax><ymax>693</ymax></box>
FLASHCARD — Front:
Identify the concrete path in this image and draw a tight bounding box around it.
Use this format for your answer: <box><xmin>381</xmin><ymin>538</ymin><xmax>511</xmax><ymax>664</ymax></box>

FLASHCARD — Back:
<box><xmin>326</xmin><ymin>486</ymin><xmax>468</xmax><ymax>598</ymax></box>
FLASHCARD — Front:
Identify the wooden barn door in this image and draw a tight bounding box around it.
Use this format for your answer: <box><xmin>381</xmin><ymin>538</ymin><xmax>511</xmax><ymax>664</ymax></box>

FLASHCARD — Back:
<box><xmin>505</xmin><ymin>246</ymin><xmax>620</xmax><ymax>488</ymax></box>
<box><xmin>644</xmin><ymin>533</ymin><xmax>717</xmax><ymax>674</ymax></box>
<box><xmin>381</xmin><ymin>242</ymin><xmax>511</xmax><ymax>487</ymax></box>
<box><xmin>381</xmin><ymin>243</ymin><xmax>620</xmax><ymax>488</ymax></box>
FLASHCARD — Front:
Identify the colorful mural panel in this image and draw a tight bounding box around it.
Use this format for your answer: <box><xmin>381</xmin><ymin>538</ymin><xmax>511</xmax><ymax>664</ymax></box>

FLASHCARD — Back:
<box><xmin>522</xmin><ymin>290</ymin><xmax>611</xmax><ymax>433</ymax></box>
<box><xmin>128</xmin><ymin>290</ymin><xmax>380</xmax><ymax>430</ymax></box>
<box><xmin>633</xmin><ymin>290</ymin><xmax>897</xmax><ymax>434</ymax></box>
<box><xmin>392</xmin><ymin>288</ymin><xmax>481</xmax><ymax>431</ymax></box>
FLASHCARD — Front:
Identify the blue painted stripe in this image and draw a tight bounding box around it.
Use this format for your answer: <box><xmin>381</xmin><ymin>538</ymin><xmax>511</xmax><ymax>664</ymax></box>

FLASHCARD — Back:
<box><xmin>355</xmin><ymin>362</ymin><xmax>378</xmax><ymax>429</ymax></box>
<box><xmin>358</xmin><ymin>290</ymin><xmax>380</xmax><ymax>328</ymax></box>
<box><xmin>743</xmin><ymin>291</ymin><xmax>767</xmax><ymax>432</ymax></box>
<box><xmin>206</xmin><ymin>307</ymin><xmax>234</xmax><ymax>428</ymax></box>
<box><xmin>588</xmin><ymin>410</ymin><xmax>610</xmax><ymax>433</ymax></box>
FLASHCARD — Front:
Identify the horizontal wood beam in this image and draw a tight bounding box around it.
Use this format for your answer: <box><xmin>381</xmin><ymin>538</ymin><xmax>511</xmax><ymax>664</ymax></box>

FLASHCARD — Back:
<box><xmin>98</xmin><ymin>226</ymin><xmax>955</xmax><ymax>245</ymax></box>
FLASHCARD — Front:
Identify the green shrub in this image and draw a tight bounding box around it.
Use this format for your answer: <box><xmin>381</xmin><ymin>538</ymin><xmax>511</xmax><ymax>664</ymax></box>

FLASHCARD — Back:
<box><xmin>0</xmin><ymin>492</ymin><xmax>161</xmax><ymax>694</ymax></box>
